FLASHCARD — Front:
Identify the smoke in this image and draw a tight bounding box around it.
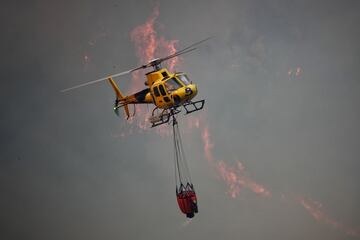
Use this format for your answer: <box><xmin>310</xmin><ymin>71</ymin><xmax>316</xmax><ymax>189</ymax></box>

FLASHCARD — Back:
<box><xmin>124</xmin><ymin>4</ymin><xmax>360</xmax><ymax>237</ymax></box>
<box><xmin>2</xmin><ymin>1</ymin><xmax>360</xmax><ymax>239</ymax></box>
<box><xmin>199</xmin><ymin>119</ymin><xmax>360</xmax><ymax>237</ymax></box>
<box><xmin>201</xmin><ymin>125</ymin><xmax>214</xmax><ymax>163</ymax></box>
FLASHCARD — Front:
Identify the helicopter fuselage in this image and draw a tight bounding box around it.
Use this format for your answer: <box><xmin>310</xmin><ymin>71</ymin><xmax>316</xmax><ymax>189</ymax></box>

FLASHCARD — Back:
<box><xmin>126</xmin><ymin>68</ymin><xmax>198</xmax><ymax>109</ymax></box>
<box><xmin>149</xmin><ymin>68</ymin><xmax>197</xmax><ymax>109</ymax></box>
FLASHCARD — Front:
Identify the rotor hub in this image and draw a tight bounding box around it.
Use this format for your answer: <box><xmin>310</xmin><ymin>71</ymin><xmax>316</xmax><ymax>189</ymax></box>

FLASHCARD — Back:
<box><xmin>149</xmin><ymin>58</ymin><xmax>162</xmax><ymax>71</ymax></box>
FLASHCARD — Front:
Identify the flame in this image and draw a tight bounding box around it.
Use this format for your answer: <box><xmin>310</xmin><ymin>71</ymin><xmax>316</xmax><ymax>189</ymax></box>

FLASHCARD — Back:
<box><xmin>200</xmin><ymin>122</ymin><xmax>360</xmax><ymax>237</ymax></box>
<box><xmin>200</xmin><ymin>124</ymin><xmax>270</xmax><ymax>198</ymax></box>
<box><xmin>129</xmin><ymin>4</ymin><xmax>159</xmax><ymax>100</ymax></box>
<box><xmin>217</xmin><ymin>160</ymin><xmax>271</xmax><ymax>198</ymax></box>
<box><xmin>217</xmin><ymin>160</ymin><xmax>241</xmax><ymax>198</ymax></box>
<box><xmin>129</xmin><ymin>3</ymin><xmax>179</xmax><ymax>93</ymax></box>
<box><xmin>158</xmin><ymin>37</ymin><xmax>179</xmax><ymax>72</ymax></box>
<box><xmin>113</xmin><ymin>3</ymin><xmax>180</xmax><ymax>134</ymax></box>
<box><xmin>297</xmin><ymin>196</ymin><xmax>360</xmax><ymax>237</ymax></box>
<box><xmin>130</xmin><ymin>4</ymin><xmax>159</xmax><ymax>64</ymax></box>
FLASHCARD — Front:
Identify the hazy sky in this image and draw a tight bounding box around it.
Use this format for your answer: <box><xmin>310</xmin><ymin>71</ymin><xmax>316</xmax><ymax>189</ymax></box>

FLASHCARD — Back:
<box><xmin>1</xmin><ymin>1</ymin><xmax>360</xmax><ymax>239</ymax></box>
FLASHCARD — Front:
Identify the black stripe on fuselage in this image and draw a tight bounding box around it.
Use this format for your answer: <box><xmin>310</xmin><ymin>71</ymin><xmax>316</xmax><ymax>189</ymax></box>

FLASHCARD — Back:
<box><xmin>134</xmin><ymin>88</ymin><xmax>150</xmax><ymax>103</ymax></box>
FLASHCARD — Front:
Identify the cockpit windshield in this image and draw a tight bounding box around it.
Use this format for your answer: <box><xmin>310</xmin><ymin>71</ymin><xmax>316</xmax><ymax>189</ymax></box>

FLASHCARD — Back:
<box><xmin>164</xmin><ymin>77</ymin><xmax>182</xmax><ymax>92</ymax></box>
<box><xmin>177</xmin><ymin>74</ymin><xmax>191</xmax><ymax>86</ymax></box>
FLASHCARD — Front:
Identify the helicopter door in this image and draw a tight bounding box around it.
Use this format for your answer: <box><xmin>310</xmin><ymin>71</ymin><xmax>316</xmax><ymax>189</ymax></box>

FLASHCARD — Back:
<box><xmin>153</xmin><ymin>84</ymin><xmax>170</xmax><ymax>108</ymax></box>
<box><xmin>152</xmin><ymin>86</ymin><xmax>162</xmax><ymax>106</ymax></box>
<box><xmin>159</xmin><ymin>84</ymin><xmax>171</xmax><ymax>103</ymax></box>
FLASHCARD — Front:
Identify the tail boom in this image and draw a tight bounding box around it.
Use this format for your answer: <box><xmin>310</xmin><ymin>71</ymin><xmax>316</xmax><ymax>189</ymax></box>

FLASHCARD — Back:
<box><xmin>108</xmin><ymin>77</ymin><xmax>152</xmax><ymax>119</ymax></box>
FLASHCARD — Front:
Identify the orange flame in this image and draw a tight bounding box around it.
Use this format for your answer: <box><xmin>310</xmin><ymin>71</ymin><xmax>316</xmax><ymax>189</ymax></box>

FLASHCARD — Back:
<box><xmin>130</xmin><ymin>4</ymin><xmax>159</xmax><ymax>64</ymax></box>
<box><xmin>297</xmin><ymin>196</ymin><xmax>360</xmax><ymax>237</ymax></box>
<box><xmin>201</xmin><ymin>122</ymin><xmax>359</xmax><ymax>236</ymax></box>
<box><xmin>129</xmin><ymin>3</ymin><xmax>159</xmax><ymax>97</ymax></box>
<box><xmin>113</xmin><ymin>4</ymin><xmax>180</xmax><ymax>135</ymax></box>
<box><xmin>217</xmin><ymin>160</ymin><xmax>241</xmax><ymax>198</ymax></box>
<box><xmin>158</xmin><ymin>37</ymin><xmax>179</xmax><ymax>72</ymax></box>
<box><xmin>200</xmin><ymin>124</ymin><xmax>270</xmax><ymax>198</ymax></box>
<box><xmin>129</xmin><ymin>3</ymin><xmax>179</xmax><ymax>94</ymax></box>
<box><xmin>217</xmin><ymin>160</ymin><xmax>271</xmax><ymax>198</ymax></box>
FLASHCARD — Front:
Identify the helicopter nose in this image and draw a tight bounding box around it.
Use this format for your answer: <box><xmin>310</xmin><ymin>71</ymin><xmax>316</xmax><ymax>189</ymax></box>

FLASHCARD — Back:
<box><xmin>184</xmin><ymin>84</ymin><xmax>197</xmax><ymax>100</ymax></box>
<box><xmin>173</xmin><ymin>84</ymin><xmax>198</xmax><ymax>104</ymax></box>
<box><xmin>190</xmin><ymin>84</ymin><xmax>197</xmax><ymax>97</ymax></box>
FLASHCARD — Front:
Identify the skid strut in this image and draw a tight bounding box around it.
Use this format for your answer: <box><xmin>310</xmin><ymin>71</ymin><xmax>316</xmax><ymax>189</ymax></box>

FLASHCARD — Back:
<box><xmin>149</xmin><ymin>100</ymin><xmax>205</xmax><ymax>128</ymax></box>
<box><xmin>149</xmin><ymin>108</ymin><xmax>181</xmax><ymax>128</ymax></box>
<box><xmin>183</xmin><ymin>99</ymin><xmax>205</xmax><ymax>114</ymax></box>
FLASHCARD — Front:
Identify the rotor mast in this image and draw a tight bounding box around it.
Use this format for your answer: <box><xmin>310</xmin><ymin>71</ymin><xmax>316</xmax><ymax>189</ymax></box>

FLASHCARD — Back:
<box><xmin>148</xmin><ymin>58</ymin><xmax>162</xmax><ymax>71</ymax></box>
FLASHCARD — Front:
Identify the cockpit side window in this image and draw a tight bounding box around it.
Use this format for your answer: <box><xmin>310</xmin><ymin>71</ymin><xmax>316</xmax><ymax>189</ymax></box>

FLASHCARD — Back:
<box><xmin>159</xmin><ymin>84</ymin><xmax>167</xmax><ymax>96</ymax></box>
<box><xmin>154</xmin><ymin>86</ymin><xmax>160</xmax><ymax>97</ymax></box>
<box><xmin>177</xmin><ymin>74</ymin><xmax>191</xmax><ymax>86</ymax></box>
<box><xmin>164</xmin><ymin>77</ymin><xmax>182</xmax><ymax>92</ymax></box>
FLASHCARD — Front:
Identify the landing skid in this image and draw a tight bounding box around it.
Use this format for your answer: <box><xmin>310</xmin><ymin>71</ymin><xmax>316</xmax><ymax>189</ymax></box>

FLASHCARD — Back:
<box><xmin>183</xmin><ymin>99</ymin><xmax>205</xmax><ymax>114</ymax></box>
<box><xmin>149</xmin><ymin>100</ymin><xmax>205</xmax><ymax>128</ymax></box>
<box><xmin>149</xmin><ymin>108</ymin><xmax>181</xmax><ymax>128</ymax></box>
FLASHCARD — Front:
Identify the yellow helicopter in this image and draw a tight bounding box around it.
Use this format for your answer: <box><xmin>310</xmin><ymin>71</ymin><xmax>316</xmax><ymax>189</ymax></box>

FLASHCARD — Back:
<box><xmin>61</xmin><ymin>38</ymin><xmax>210</xmax><ymax>127</ymax></box>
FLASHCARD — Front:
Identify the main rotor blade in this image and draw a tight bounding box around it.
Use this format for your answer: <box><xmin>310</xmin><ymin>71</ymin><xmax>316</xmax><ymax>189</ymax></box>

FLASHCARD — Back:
<box><xmin>160</xmin><ymin>47</ymin><xmax>198</xmax><ymax>62</ymax></box>
<box><xmin>60</xmin><ymin>37</ymin><xmax>212</xmax><ymax>93</ymax></box>
<box><xmin>158</xmin><ymin>37</ymin><xmax>212</xmax><ymax>63</ymax></box>
<box><xmin>60</xmin><ymin>69</ymin><xmax>133</xmax><ymax>93</ymax></box>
